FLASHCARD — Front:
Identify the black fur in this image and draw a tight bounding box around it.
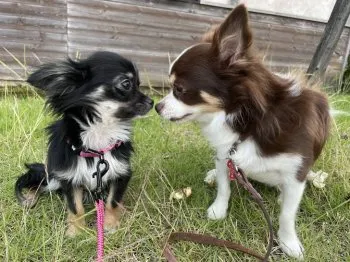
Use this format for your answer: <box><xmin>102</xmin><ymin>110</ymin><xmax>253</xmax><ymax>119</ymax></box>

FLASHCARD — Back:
<box><xmin>109</xmin><ymin>170</ymin><xmax>131</xmax><ymax>208</ymax></box>
<box><xmin>15</xmin><ymin>51</ymin><xmax>153</xmax><ymax>228</ymax></box>
<box><xmin>15</xmin><ymin>163</ymin><xmax>47</xmax><ymax>207</ymax></box>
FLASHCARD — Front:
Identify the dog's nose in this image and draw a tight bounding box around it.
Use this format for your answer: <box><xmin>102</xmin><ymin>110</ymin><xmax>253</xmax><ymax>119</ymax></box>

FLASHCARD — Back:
<box><xmin>155</xmin><ymin>102</ymin><xmax>165</xmax><ymax>114</ymax></box>
<box><xmin>146</xmin><ymin>97</ymin><xmax>154</xmax><ymax>106</ymax></box>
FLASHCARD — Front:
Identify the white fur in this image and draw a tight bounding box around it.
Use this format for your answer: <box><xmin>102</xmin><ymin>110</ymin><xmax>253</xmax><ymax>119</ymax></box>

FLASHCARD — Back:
<box><xmin>288</xmin><ymin>82</ymin><xmax>301</xmax><ymax>97</ymax></box>
<box><xmin>79</xmin><ymin>101</ymin><xmax>131</xmax><ymax>148</ymax></box>
<box><xmin>159</xmin><ymin>90</ymin><xmax>307</xmax><ymax>259</ymax></box>
<box><xmin>54</xmin><ymin>154</ymin><xmax>128</xmax><ymax>190</ymax></box>
<box><xmin>55</xmin><ymin>100</ymin><xmax>131</xmax><ymax>190</ymax></box>
<box><xmin>45</xmin><ymin>178</ymin><xmax>61</xmax><ymax>192</ymax></box>
<box><xmin>278</xmin><ymin>179</ymin><xmax>305</xmax><ymax>260</ymax></box>
<box><xmin>200</xmin><ymin>112</ymin><xmax>305</xmax><ymax>259</ymax></box>
<box><xmin>158</xmin><ymin>92</ymin><xmax>201</xmax><ymax>121</ymax></box>
<box><xmin>275</xmin><ymin>73</ymin><xmax>301</xmax><ymax>97</ymax></box>
<box><xmin>207</xmin><ymin>158</ymin><xmax>231</xmax><ymax>219</ymax></box>
<box><xmin>204</xmin><ymin>169</ymin><xmax>216</xmax><ymax>184</ymax></box>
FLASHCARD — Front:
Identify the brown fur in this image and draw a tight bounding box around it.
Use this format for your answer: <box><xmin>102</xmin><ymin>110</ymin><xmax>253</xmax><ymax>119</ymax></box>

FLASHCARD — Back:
<box><xmin>104</xmin><ymin>204</ymin><xmax>122</xmax><ymax>231</ymax></box>
<box><xmin>66</xmin><ymin>187</ymin><xmax>85</xmax><ymax>236</ymax></box>
<box><xmin>104</xmin><ymin>184</ymin><xmax>122</xmax><ymax>231</ymax></box>
<box><xmin>169</xmin><ymin>4</ymin><xmax>330</xmax><ymax>181</ymax></box>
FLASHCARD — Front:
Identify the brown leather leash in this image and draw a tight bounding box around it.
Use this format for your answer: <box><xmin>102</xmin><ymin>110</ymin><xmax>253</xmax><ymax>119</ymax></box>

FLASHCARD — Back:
<box><xmin>163</xmin><ymin>159</ymin><xmax>274</xmax><ymax>262</ymax></box>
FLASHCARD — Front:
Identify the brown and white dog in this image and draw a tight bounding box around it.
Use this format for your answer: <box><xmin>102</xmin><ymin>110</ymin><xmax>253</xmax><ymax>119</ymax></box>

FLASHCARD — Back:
<box><xmin>155</xmin><ymin>4</ymin><xmax>330</xmax><ymax>260</ymax></box>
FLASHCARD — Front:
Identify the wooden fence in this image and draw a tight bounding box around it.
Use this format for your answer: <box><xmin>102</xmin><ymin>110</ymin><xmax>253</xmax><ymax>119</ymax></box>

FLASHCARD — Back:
<box><xmin>1</xmin><ymin>0</ymin><xmax>349</xmax><ymax>87</ymax></box>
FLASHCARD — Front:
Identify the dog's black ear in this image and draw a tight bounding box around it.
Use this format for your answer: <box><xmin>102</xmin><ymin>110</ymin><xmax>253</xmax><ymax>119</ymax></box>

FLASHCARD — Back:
<box><xmin>27</xmin><ymin>58</ymin><xmax>89</xmax><ymax>96</ymax></box>
<box><xmin>211</xmin><ymin>4</ymin><xmax>252</xmax><ymax>65</ymax></box>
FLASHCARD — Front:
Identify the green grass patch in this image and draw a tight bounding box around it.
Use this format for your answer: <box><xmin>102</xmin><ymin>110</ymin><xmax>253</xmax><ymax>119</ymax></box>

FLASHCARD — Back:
<box><xmin>0</xmin><ymin>93</ymin><xmax>349</xmax><ymax>261</ymax></box>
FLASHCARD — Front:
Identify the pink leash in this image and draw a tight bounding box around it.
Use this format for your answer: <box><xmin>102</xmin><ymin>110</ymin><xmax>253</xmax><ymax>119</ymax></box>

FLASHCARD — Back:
<box><xmin>71</xmin><ymin>141</ymin><xmax>124</xmax><ymax>262</ymax></box>
<box><xmin>96</xmin><ymin>199</ymin><xmax>104</xmax><ymax>262</ymax></box>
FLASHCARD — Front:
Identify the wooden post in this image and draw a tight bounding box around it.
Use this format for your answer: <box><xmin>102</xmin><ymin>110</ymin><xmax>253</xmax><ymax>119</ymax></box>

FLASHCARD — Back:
<box><xmin>307</xmin><ymin>0</ymin><xmax>350</xmax><ymax>77</ymax></box>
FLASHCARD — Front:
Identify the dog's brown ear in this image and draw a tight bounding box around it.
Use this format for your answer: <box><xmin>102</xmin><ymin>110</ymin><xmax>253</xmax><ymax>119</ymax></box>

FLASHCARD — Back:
<box><xmin>202</xmin><ymin>25</ymin><xmax>219</xmax><ymax>43</ymax></box>
<box><xmin>212</xmin><ymin>4</ymin><xmax>252</xmax><ymax>64</ymax></box>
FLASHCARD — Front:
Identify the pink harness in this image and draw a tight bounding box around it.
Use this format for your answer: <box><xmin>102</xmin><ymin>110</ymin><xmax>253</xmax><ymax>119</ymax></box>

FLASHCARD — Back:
<box><xmin>79</xmin><ymin>141</ymin><xmax>123</xmax><ymax>158</ymax></box>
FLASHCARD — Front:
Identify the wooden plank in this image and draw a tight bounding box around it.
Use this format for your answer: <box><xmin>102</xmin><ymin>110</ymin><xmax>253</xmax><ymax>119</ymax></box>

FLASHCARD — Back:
<box><xmin>0</xmin><ymin>0</ymin><xmax>67</xmax><ymax>81</ymax></box>
<box><xmin>0</xmin><ymin>0</ymin><xmax>349</xmax><ymax>86</ymax></box>
<box><xmin>307</xmin><ymin>0</ymin><xmax>350</xmax><ymax>76</ymax></box>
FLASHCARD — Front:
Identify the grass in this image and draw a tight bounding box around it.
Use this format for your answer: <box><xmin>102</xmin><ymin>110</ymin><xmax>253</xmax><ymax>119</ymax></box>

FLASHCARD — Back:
<box><xmin>0</xmin><ymin>90</ymin><xmax>349</xmax><ymax>262</ymax></box>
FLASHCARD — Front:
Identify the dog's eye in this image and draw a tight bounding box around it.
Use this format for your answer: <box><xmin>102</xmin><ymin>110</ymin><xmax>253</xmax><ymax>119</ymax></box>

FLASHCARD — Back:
<box><xmin>120</xmin><ymin>79</ymin><xmax>132</xmax><ymax>90</ymax></box>
<box><xmin>174</xmin><ymin>85</ymin><xmax>185</xmax><ymax>96</ymax></box>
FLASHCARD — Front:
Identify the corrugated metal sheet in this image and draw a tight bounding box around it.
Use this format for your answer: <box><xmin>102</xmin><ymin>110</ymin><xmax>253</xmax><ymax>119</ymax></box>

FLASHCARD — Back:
<box><xmin>0</xmin><ymin>0</ymin><xmax>349</xmax><ymax>86</ymax></box>
<box><xmin>67</xmin><ymin>0</ymin><xmax>210</xmax><ymax>87</ymax></box>
<box><xmin>0</xmin><ymin>0</ymin><xmax>67</xmax><ymax>81</ymax></box>
<box><xmin>67</xmin><ymin>0</ymin><xmax>350</xmax><ymax>87</ymax></box>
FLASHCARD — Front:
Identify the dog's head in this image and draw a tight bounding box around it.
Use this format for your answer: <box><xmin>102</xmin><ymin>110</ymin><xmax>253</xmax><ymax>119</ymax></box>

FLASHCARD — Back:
<box><xmin>28</xmin><ymin>51</ymin><xmax>153</xmax><ymax>120</ymax></box>
<box><xmin>155</xmin><ymin>5</ymin><xmax>262</xmax><ymax>123</ymax></box>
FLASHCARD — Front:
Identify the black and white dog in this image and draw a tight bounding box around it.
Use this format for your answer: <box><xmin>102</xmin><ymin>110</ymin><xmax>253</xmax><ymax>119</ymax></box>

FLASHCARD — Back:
<box><xmin>15</xmin><ymin>51</ymin><xmax>153</xmax><ymax>236</ymax></box>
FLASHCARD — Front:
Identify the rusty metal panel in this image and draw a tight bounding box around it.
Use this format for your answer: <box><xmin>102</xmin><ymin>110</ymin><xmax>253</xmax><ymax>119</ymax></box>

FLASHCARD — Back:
<box><xmin>67</xmin><ymin>0</ymin><xmax>349</xmax><ymax>87</ymax></box>
<box><xmin>0</xmin><ymin>0</ymin><xmax>67</xmax><ymax>81</ymax></box>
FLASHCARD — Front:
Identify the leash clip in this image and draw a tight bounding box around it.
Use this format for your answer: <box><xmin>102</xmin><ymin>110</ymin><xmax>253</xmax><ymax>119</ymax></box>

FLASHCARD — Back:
<box><xmin>92</xmin><ymin>154</ymin><xmax>110</xmax><ymax>200</ymax></box>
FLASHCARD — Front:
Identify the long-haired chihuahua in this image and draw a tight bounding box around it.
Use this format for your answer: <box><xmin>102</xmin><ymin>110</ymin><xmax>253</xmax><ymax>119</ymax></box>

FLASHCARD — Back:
<box><xmin>15</xmin><ymin>51</ymin><xmax>153</xmax><ymax>236</ymax></box>
<box><xmin>156</xmin><ymin>5</ymin><xmax>330</xmax><ymax>260</ymax></box>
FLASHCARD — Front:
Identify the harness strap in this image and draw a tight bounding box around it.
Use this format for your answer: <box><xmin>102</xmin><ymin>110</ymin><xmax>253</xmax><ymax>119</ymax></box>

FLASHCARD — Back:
<box><xmin>79</xmin><ymin>141</ymin><xmax>122</xmax><ymax>158</ymax></box>
<box><xmin>66</xmin><ymin>138</ymin><xmax>123</xmax><ymax>158</ymax></box>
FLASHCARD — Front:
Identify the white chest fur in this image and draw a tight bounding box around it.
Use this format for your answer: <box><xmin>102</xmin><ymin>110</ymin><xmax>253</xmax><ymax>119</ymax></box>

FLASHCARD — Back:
<box><xmin>200</xmin><ymin>112</ymin><xmax>303</xmax><ymax>186</ymax></box>
<box><xmin>55</xmin><ymin>101</ymin><xmax>131</xmax><ymax>190</ymax></box>
<box><xmin>55</xmin><ymin>153</ymin><xmax>128</xmax><ymax>190</ymax></box>
<box><xmin>79</xmin><ymin>101</ymin><xmax>132</xmax><ymax>149</ymax></box>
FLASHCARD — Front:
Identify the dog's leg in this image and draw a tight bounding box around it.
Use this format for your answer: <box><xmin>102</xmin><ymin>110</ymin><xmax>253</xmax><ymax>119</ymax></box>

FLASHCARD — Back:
<box><xmin>207</xmin><ymin>158</ymin><xmax>230</xmax><ymax>219</ymax></box>
<box><xmin>64</xmin><ymin>184</ymin><xmax>85</xmax><ymax>237</ymax></box>
<box><xmin>104</xmin><ymin>174</ymin><xmax>130</xmax><ymax>233</ymax></box>
<box><xmin>278</xmin><ymin>177</ymin><xmax>306</xmax><ymax>260</ymax></box>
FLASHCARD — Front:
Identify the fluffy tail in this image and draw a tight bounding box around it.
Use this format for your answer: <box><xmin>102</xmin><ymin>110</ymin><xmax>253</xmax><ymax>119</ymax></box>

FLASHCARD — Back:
<box><xmin>15</xmin><ymin>163</ymin><xmax>48</xmax><ymax>208</ymax></box>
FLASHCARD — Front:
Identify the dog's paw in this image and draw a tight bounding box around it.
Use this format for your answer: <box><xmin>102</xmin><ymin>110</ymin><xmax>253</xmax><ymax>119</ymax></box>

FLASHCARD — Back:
<box><xmin>104</xmin><ymin>227</ymin><xmax>117</xmax><ymax>234</ymax></box>
<box><xmin>104</xmin><ymin>220</ymin><xmax>120</xmax><ymax>234</ymax></box>
<box><xmin>104</xmin><ymin>205</ymin><xmax>122</xmax><ymax>234</ymax></box>
<box><xmin>278</xmin><ymin>232</ymin><xmax>305</xmax><ymax>260</ymax></box>
<box><xmin>207</xmin><ymin>201</ymin><xmax>227</xmax><ymax>220</ymax></box>
<box><xmin>65</xmin><ymin>224</ymin><xmax>82</xmax><ymax>237</ymax></box>
<box><xmin>204</xmin><ymin>169</ymin><xmax>216</xmax><ymax>185</ymax></box>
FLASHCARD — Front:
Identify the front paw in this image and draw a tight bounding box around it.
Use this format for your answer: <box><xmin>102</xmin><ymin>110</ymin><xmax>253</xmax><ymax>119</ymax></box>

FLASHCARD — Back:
<box><xmin>104</xmin><ymin>220</ymin><xmax>120</xmax><ymax>234</ymax></box>
<box><xmin>104</xmin><ymin>205</ymin><xmax>122</xmax><ymax>234</ymax></box>
<box><xmin>65</xmin><ymin>224</ymin><xmax>83</xmax><ymax>237</ymax></box>
<box><xmin>207</xmin><ymin>201</ymin><xmax>228</xmax><ymax>220</ymax></box>
<box><xmin>278</xmin><ymin>231</ymin><xmax>305</xmax><ymax>260</ymax></box>
<box><xmin>204</xmin><ymin>169</ymin><xmax>217</xmax><ymax>185</ymax></box>
<box><xmin>66</xmin><ymin>212</ymin><xmax>85</xmax><ymax>237</ymax></box>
